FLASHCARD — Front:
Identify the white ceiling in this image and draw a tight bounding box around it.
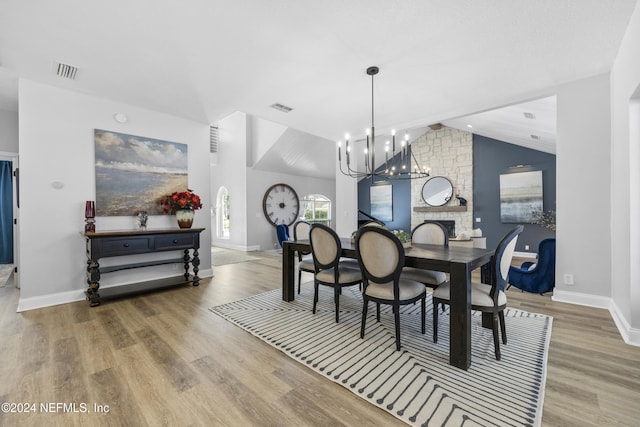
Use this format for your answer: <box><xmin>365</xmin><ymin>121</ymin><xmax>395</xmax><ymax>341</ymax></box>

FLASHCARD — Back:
<box><xmin>0</xmin><ymin>1</ymin><xmax>636</xmax><ymax>178</ymax></box>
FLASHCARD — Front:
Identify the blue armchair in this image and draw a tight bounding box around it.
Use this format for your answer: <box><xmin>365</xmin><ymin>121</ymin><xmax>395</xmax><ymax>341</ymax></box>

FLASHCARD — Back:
<box><xmin>276</xmin><ymin>224</ymin><xmax>290</xmax><ymax>248</ymax></box>
<box><xmin>508</xmin><ymin>238</ymin><xmax>556</xmax><ymax>294</ymax></box>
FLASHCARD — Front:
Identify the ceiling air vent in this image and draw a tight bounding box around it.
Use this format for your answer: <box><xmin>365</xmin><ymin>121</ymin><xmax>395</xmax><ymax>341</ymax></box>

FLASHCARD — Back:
<box><xmin>530</xmin><ymin>134</ymin><xmax>540</xmax><ymax>140</ymax></box>
<box><xmin>523</xmin><ymin>112</ymin><xmax>536</xmax><ymax>119</ymax></box>
<box><xmin>55</xmin><ymin>61</ymin><xmax>78</xmax><ymax>80</ymax></box>
<box><xmin>210</xmin><ymin>126</ymin><xmax>219</xmax><ymax>153</ymax></box>
<box><xmin>270</xmin><ymin>103</ymin><xmax>293</xmax><ymax>113</ymax></box>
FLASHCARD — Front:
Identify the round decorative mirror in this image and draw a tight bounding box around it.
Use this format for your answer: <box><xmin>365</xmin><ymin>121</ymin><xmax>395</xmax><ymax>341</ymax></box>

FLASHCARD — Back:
<box><xmin>421</xmin><ymin>176</ymin><xmax>453</xmax><ymax>206</ymax></box>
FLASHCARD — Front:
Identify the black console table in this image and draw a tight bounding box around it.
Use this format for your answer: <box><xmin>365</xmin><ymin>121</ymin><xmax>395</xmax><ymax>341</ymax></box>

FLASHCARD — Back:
<box><xmin>84</xmin><ymin>228</ymin><xmax>205</xmax><ymax>306</ymax></box>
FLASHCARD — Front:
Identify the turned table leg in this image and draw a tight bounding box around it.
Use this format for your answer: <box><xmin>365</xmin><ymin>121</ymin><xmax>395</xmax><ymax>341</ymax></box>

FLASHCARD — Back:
<box><xmin>191</xmin><ymin>249</ymin><xmax>200</xmax><ymax>286</ymax></box>
<box><xmin>86</xmin><ymin>258</ymin><xmax>101</xmax><ymax>307</ymax></box>
<box><xmin>183</xmin><ymin>249</ymin><xmax>200</xmax><ymax>286</ymax></box>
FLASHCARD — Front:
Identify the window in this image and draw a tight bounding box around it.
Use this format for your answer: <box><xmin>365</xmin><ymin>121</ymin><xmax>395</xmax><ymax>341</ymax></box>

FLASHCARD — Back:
<box><xmin>300</xmin><ymin>194</ymin><xmax>331</xmax><ymax>226</ymax></box>
<box><xmin>216</xmin><ymin>186</ymin><xmax>230</xmax><ymax>238</ymax></box>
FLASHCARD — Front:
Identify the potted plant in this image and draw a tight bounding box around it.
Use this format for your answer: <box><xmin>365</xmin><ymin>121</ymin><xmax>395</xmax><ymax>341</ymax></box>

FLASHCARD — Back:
<box><xmin>391</xmin><ymin>229</ymin><xmax>412</xmax><ymax>248</ymax></box>
<box><xmin>160</xmin><ymin>189</ymin><xmax>203</xmax><ymax>228</ymax></box>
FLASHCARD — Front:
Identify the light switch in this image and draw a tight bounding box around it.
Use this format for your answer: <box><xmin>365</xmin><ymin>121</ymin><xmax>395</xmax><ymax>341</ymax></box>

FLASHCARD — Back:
<box><xmin>475</xmin><ymin>217</ymin><xmax>481</xmax><ymax>223</ymax></box>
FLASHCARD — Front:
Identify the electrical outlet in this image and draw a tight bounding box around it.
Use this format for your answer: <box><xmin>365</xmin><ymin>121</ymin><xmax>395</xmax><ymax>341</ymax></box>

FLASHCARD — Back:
<box><xmin>525</xmin><ymin>245</ymin><xmax>530</xmax><ymax>251</ymax></box>
<box><xmin>563</xmin><ymin>274</ymin><xmax>575</xmax><ymax>285</ymax></box>
<box><xmin>475</xmin><ymin>217</ymin><xmax>481</xmax><ymax>223</ymax></box>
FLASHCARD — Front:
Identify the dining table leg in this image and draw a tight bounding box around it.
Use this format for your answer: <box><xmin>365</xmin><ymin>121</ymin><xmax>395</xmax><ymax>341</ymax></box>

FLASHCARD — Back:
<box><xmin>449</xmin><ymin>261</ymin><xmax>472</xmax><ymax>370</ymax></box>
<box><xmin>282</xmin><ymin>242</ymin><xmax>296</xmax><ymax>302</ymax></box>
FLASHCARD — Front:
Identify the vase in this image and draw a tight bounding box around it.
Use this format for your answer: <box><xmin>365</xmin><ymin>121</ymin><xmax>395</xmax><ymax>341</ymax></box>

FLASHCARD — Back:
<box><xmin>175</xmin><ymin>208</ymin><xmax>194</xmax><ymax>229</ymax></box>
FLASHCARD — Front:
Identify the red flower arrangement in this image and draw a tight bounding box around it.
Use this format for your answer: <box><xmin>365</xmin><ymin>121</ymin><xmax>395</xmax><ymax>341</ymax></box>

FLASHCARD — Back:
<box><xmin>160</xmin><ymin>189</ymin><xmax>203</xmax><ymax>214</ymax></box>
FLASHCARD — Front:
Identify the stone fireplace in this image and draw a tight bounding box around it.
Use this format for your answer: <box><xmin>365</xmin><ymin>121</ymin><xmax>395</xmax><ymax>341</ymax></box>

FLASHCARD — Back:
<box><xmin>410</xmin><ymin>126</ymin><xmax>473</xmax><ymax>235</ymax></box>
<box><xmin>429</xmin><ymin>220</ymin><xmax>456</xmax><ymax>238</ymax></box>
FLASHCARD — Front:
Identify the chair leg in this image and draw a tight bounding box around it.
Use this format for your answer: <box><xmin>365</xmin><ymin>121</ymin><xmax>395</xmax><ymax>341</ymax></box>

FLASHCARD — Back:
<box><xmin>394</xmin><ymin>303</ymin><xmax>401</xmax><ymax>351</ymax></box>
<box><xmin>376</xmin><ymin>303</ymin><xmax>380</xmax><ymax>321</ymax></box>
<box><xmin>313</xmin><ymin>282</ymin><xmax>319</xmax><ymax>314</ymax></box>
<box><xmin>360</xmin><ymin>299</ymin><xmax>368</xmax><ymax>339</ymax></box>
<box><xmin>432</xmin><ymin>299</ymin><xmax>439</xmax><ymax>343</ymax></box>
<box><xmin>421</xmin><ymin>297</ymin><xmax>425</xmax><ymax>334</ymax></box>
<box><xmin>334</xmin><ymin>286</ymin><xmax>340</xmax><ymax>323</ymax></box>
<box><xmin>297</xmin><ymin>270</ymin><xmax>302</xmax><ymax>294</ymax></box>
<box><xmin>492</xmin><ymin>313</ymin><xmax>501</xmax><ymax>360</ymax></box>
<box><xmin>499</xmin><ymin>310</ymin><xmax>507</xmax><ymax>344</ymax></box>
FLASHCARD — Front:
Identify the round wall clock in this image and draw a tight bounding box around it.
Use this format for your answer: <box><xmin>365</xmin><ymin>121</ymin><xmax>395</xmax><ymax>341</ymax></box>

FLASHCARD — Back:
<box><xmin>262</xmin><ymin>183</ymin><xmax>300</xmax><ymax>226</ymax></box>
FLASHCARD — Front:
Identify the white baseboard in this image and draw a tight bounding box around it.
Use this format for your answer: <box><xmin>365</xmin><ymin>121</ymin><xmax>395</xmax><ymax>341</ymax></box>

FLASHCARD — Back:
<box><xmin>212</xmin><ymin>243</ymin><xmax>261</xmax><ymax>251</ymax></box>
<box><xmin>18</xmin><ymin>289</ymin><xmax>86</xmax><ymax>312</ymax></box>
<box><xmin>16</xmin><ymin>269</ymin><xmax>214</xmax><ymax>312</ymax></box>
<box><xmin>514</xmin><ymin>251</ymin><xmax>537</xmax><ymax>258</ymax></box>
<box><xmin>609</xmin><ymin>300</ymin><xmax>640</xmax><ymax>347</ymax></box>
<box><xmin>551</xmin><ymin>289</ymin><xmax>611</xmax><ymax>309</ymax></box>
<box><xmin>551</xmin><ymin>290</ymin><xmax>640</xmax><ymax>347</ymax></box>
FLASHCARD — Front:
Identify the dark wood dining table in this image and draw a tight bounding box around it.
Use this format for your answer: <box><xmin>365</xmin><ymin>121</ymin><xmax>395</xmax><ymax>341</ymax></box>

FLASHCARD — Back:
<box><xmin>282</xmin><ymin>238</ymin><xmax>494</xmax><ymax>370</ymax></box>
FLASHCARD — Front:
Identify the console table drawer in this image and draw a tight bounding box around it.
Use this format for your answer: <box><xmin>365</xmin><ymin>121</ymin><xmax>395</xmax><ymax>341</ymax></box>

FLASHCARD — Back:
<box><xmin>100</xmin><ymin>237</ymin><xmax>152</xmax><ymax>256</ymax></box>
<box><xmin>155</xmin><ymin>234</ymin><xmax>198</xmax><ymax>250</ymax></box>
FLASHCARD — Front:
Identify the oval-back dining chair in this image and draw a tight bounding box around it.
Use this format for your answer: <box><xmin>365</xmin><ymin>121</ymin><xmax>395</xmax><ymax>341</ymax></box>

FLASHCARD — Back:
<box><xmin>309</xmin><ymin>224</ymin><xmax>362</xmax><ymax>323</ymax></box>
<box><xmin>293</xmin><ymin>220</ymin><xmax>314</xmax><ymax>294</ymax></box>
<box><xmin>356</xmin><ymin>225</ymin><xmax>427</xmax><ymax>351</ymax></box>
<box><xmin>432</xmin><ymin>225</ymin><xmax>523</xmax><ymax>360</ymax></box>
<box><xmin>400</xmin><ymin>221</ymin><xmax>448</xmax><ymax>289</ymax></box>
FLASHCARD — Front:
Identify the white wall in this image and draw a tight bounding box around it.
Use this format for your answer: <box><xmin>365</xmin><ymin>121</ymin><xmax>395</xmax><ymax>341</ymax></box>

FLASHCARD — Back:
<box><xmin>251</xmin><ymin>117</ymin><xmax>287</xmax><ymax>165</ymax></box>
<box><xmin>554</xmin><ymin>73</ymin><xmax>612</xmax><ymax>306</ymax></box>
<box><xmin>211</xmin><ymin>112</ymin><xmax>336</xmax><ymax>250</ymax></box>
<box><xmin>17</xmin><ymin>79</ymin><xmax>212</xmax><ymax>311</ymax></box>
<box><xmin>246</xmin><ymin>168</ymin><xmax>335</xmax><ymax>250</ymax></box>
<box><xmin>0</xmin><ymin>109</ymin><xmax>18</xmax><ymax>153</ymax></box>
<box><xmin>211</xmin><ymin>111</ymin><xmax>249</xmax><ymax>250</ymax></box>
<box><xmin>610</xmin><ymin>1</ymin><xmax>640</xmax><ymax>346</ymax></box>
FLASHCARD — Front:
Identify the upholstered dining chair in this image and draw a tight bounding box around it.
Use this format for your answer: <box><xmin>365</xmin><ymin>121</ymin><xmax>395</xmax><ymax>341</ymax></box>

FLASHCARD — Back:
<box><xmin>432</xmin><ymin>225</ymin><xmax>523</xmax><ymax>360</ymax></box>
<box><xmin>360</xmin><ymin>220</ymin><xmax>385</xmax><ymax>227</ymax></box>
<box><xmin>400</xmin><ymin>221</ymin><xmax>448</xmax><ymax>289</ymax></box>
<box><xmin>293</xmin><ymin>220</ymin><xmax>314</xmax><ymax>294</ymax></box>
<box><xmin>342</xmin><ymin>220</ymin><xmax>386</xmax><ymax>269</ymax></box>
<box><xmin>355</xmin><ymin>225</ymin><xmax>427</xmax><ymax>351</ymax></box>
<box><xmin>309</xmin><ymin>224</ymin><xmax>362</xmax><ymax>322</ymax></box>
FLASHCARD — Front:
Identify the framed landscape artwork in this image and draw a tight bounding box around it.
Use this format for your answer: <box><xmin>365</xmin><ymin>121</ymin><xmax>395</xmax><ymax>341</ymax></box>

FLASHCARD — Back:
<box><xmin>94</xmin><ymin>129</ymin><xmax>188</xmax><ymax>216</ymax></box>
<box><xmin>370</xmin><ymin>184</ymin><xmax>393</xmax><ymax>222</ymax></box>
<box><xmin>499</xmin><ymin>170</ymin><xmax>543</xmax><ymax>223</ymax></box>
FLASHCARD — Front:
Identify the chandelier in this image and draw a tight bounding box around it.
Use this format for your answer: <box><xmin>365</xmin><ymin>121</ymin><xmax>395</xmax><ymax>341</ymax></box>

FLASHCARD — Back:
<box><xmin>337</xmin><ymin>66</ymin><xmax>430</xmax><ymax>181</ymax></box>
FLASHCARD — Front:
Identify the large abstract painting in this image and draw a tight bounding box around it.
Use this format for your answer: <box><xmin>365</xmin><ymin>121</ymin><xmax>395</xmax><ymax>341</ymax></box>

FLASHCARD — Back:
<box><xmin>94</xmin><ymin>129</ymin><xmax>188</xmax><ymax>216</ymax></box>
<box><xmin>499</xmin><ymin>170</ymin><xmax>543</xmax><ymax>223</ymax></box>
<box><xmin>370</xmin><ymin>185</ymin><xmax>393</xmax><ymax>222</ymax></box>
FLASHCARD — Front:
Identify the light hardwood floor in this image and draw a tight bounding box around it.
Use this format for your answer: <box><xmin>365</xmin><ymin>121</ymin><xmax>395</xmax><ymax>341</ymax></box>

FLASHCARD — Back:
<box><xmin>0</xmin><ymin>252</ymin><xmax>638</xmax><ymax>426</ymax></box>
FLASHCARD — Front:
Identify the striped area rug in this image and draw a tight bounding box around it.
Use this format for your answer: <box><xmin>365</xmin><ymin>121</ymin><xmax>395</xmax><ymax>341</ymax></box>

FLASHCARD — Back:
<box><xmin>210</xmin><ymin>285</ymin><xmax>552</xmax><ymax>426</ymax></box>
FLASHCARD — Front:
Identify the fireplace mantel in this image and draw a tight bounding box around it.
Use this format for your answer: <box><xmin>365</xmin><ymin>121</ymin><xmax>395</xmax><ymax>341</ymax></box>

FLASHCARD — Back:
<box><xmin>413</xmin><ymin>206</ymin><xmax>468</xmax><ymax>212</ymax></box>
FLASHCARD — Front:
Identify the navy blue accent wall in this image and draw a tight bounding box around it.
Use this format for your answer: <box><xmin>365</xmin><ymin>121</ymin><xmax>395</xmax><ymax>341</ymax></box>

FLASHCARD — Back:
<box><xmin>358</xmin><ymin>177</ymin><xmax>411</xmax><ymax>232</ymax></box>
<box><xmin>356</xmin><ymin>133</ymin><xmax>556</xmax><ymax>253</ymax></box>
<box><xmin>473</xmin><ymin>135</ymin><xmax>556</xmax><ymax>252</ymax></box>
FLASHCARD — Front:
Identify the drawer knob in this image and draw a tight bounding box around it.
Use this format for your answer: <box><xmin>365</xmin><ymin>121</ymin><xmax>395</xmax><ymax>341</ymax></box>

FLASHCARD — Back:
<box><xmin>173</xmin><ymin>239</ymin><xmax>179</xmax><ymax>243</ymax></box>
<box><xmin>123</xmin><ymin>243</ymin><xmax>129</xmax><ymax>248</ymax></box>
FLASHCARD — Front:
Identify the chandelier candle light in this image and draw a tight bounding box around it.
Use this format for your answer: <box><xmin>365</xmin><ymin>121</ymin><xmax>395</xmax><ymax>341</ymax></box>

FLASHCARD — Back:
<box><xmin>337</xmin><ymin>66</ymin><xmax>431</xmax><ymax>181</ymax></box>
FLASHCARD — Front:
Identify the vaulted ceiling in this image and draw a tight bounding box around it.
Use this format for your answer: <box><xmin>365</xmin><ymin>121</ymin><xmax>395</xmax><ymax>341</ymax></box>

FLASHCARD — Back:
<box><xmin>0</xmin><ymin>1</ymin><xmax>636</xmax><ymax>179</ymax></box>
